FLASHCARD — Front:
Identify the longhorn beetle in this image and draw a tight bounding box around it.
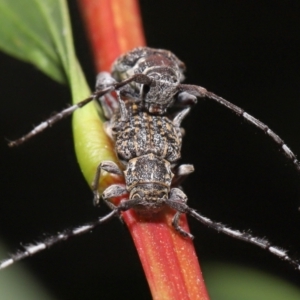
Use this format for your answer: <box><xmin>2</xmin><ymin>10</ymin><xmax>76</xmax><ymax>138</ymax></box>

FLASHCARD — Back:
<box><xmin>1</xmin><ymin>47</ymin><xmax>299</xmax><ymax>271</ymax></box>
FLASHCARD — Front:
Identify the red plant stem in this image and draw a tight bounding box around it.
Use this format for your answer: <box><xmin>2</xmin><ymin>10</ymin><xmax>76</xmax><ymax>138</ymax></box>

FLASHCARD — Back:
<box><xmin>77</xmin><ymin>0</ymin><xmax>209</xmax><ymax>299</ymax></box>
<box><xmin>78</xmin><ymin>0</ymin><xmax>145</xmax><ymax>71</ymax></box>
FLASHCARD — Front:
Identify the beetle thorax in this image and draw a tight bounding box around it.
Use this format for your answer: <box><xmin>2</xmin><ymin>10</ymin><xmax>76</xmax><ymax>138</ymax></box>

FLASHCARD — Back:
<box><xmin>123</xmin><ymin>153</ymin><xmax>174</xmax><ymax>211</ymax></box>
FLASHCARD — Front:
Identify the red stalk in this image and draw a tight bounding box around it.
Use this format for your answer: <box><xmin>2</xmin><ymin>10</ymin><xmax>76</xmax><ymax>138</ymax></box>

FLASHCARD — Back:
<box><xmin>77</xmin><ymin>0</ymin><xmax>209</xmax><ymax>298</ymax></box>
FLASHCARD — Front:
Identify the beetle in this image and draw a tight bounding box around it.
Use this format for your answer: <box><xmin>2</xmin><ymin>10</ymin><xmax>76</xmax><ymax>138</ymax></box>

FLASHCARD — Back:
<box><xmin>1</xmin><ymin>47</ymin><xmax>299</xmax><ymax>271</ymax></box>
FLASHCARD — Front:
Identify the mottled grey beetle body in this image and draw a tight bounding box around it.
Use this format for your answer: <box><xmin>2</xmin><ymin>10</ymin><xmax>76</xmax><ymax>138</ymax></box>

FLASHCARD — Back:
<box><xmin>111</xmin><ymin>47</ymin><xmax>186</xmax><ymax>114</ymax></box>
<box><xmin>109</xmin><ymin>104</ymin><xmax>183</xmax><ymax>213</ymax></box>
<box><xmin>112</xmin><ymin>104</ymin><xmax>182</xmax><ymax>162</ymax></box>
<box><xmin>91</xmin><ymin>48</ymin><xmax>196</xmax><ymax>222</ymax></box>
<box><xmin>124</xmin><ymin>154</ymin><xmax>173</xmax><ymax>190</ymax></box>
<box><xmin>124</xmin><ymin>154</ymin><xmax>173</xmax><ymax>212</ymax></box>
<box><xmin>97</xmin><ymin>101</ymin><xmax>192</xmax><ymax>217</ymax></box>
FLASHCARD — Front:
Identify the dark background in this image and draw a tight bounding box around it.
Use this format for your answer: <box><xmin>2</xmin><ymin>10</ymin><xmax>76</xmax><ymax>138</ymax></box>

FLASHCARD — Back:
<box><xmin>1</xmin><ymin>0</ymin><xmax>300</xmax><ymax>299</ymax></box>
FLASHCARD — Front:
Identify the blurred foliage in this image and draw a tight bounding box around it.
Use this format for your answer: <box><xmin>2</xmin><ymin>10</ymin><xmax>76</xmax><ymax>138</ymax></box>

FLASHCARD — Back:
<box><xmin>0</xmin><ymin>242</ymin><xmax>55</xmax><ymax>299</ymax></box>
<box><xmin>203</xmin><ymin>262</ymin><xmax>300</xmax><ymax>300</ymax></box>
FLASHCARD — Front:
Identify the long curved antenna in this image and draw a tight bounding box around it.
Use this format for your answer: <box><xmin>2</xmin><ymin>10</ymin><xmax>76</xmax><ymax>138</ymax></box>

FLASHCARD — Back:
<box><xmin>166</xmin><ymin>198</ymin><xmax>300</xmax><ymax>270</ymax></box>
<box><xmin>178</xmin><ymin>84</ymin><xmax>300</xmax><ymax>172</ymax></box>
<box><xmin>8</xmin><ymin>74</ymin><xmax>154</xmax><ymax>147</ymax></box>
<box><xmin>0</xmin><ymin>209</ymin><xmax>118</xmax><ymax>270</ymax></box>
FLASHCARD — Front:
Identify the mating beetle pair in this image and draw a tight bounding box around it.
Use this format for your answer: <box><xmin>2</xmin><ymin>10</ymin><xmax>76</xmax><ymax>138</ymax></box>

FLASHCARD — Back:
<box><xmin>1</xmin><ymin>47</ymin><xmax>299</xmax><ymax>270</ymax></box>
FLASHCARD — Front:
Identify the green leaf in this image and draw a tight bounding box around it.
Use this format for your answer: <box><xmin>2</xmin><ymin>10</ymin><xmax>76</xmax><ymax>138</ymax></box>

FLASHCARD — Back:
<box><xmin>0</xmin><ymin>0</ymin><xmax>104</xmax><ymax>187</ymax></box>
<box><xmin>0</xmin><ymin>0</ymin><xmax>72</xmax><ymax>84</ymax></box>
<box><xmin>203</xmin><ymin>262</ymin><xmax>300</xmax><ymax>300</ymax></box>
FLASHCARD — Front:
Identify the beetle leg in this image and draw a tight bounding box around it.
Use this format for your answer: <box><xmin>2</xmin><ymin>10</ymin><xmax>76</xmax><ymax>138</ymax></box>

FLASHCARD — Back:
<box><xmin>92</xmin><ymin>161</ymin><xmax>123</xmax><ymax>206</ymax></box>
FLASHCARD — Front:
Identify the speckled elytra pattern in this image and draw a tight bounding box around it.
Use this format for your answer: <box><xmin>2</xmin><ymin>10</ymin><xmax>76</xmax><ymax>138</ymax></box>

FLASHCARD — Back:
<box><xmin>113</xmin><ymin>106</ymin><xmax>182</xmax><ymax>162</ymax></box>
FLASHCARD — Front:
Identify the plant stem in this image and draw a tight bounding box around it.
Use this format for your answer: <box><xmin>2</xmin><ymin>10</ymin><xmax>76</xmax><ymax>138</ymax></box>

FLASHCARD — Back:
<box><xmin>77</xmin><ymin>0</ymin><xmax>209</xmax><ymax>298</ymax></box>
